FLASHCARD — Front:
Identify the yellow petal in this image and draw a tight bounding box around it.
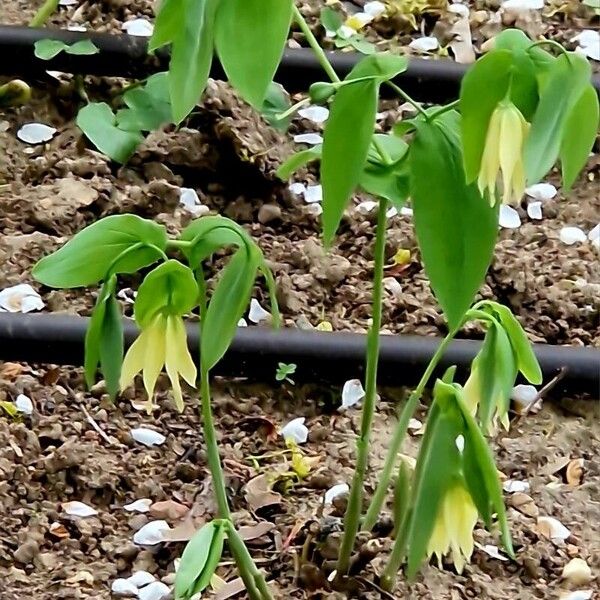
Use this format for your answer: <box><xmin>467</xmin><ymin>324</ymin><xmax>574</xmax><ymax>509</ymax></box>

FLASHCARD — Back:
<box><xmin>462</xmin><ymin>367</ymin><xmax>480</xmax><ymax>415</ymax></box>
<box><xmin>120</xmin><ymin>329</ymin><xmax>148</xmax><ymax>390</ymax></box>
<box><xmin>478</xmin><ymin>108</ymin><xmax>502</xmax><ymax>204</ymax></box>
<box><xmin>164</xmin><ymin>316</ymin><xmax>197</xmax><ymax>412</ymax></box>
<box><xmin>499</xmin><ymin>107</ymin><xmax>522</xmax><ymax>205</ymax></box>
<box><xmin>142</xmin><ymin>315</ymin><xmax>166</xmax><ymax>401</ymax></box>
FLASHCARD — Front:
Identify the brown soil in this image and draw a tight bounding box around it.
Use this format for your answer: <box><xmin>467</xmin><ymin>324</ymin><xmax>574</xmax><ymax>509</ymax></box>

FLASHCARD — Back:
<box><xmin>1</xmin><ymin>1</ymin><xmax>599</xmax><ymax>599</ymax></box>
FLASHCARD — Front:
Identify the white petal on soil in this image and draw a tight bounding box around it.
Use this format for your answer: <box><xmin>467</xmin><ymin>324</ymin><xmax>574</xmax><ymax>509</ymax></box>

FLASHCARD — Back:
<box><xmin>338</xmin><ymin>25</ymin><xmax>356</xmax><ymax>40</ymax></box>
<box><xmin>293</xmin><ymin>133</ymin><xmax>323</xmax><ymax>145</ymax></box>
<box><xmin>280</xmin><ymin>417</ymin><xmax>309</xmax><ymax>444</ymax></box>
<box><xmin>587</xmin><ymin>223</ymin><xmax>599</xmax><ymax>242</ymax></box>
<box><xmin>248</xmin><ymin>298</ymin><xmax>271</xmax><ymax>324</ymax></box>
<box><xmin>298</xmin><ymin>105</ymin><xmax>329</xmax><ymax>124</ymax></box>
<box><xmin>15</xmin><ymin>394</ymin><xmax>33</xmax><ymax>415</ymax></box>
<box><xmin>448</xmin><ymin>3</ymin><xmax>470</xmax><ymax>16</ymax></box>
<box><xmin>559</xmin><ymin>226</ymin><xmax>586</xmax><ymax>245</ymax></box>
<box><xmin>123</xmin><ymin>499</ymin><xmax>152</xmax><ymax>514</ymax></box>
<box><xmin>59</xmin><ymin>0</ymin><xmax>79</xmax><ymax>6</ymax></box>
<box><xmin>127</xmin><ymin>571</ymin><xmax>156</xmax><ymax>588</ymax></box>
<box><xmin>408</xmin><ymin>36</ymin><xmax>439</xmax><ymax>53</ymax></box>
<box><xmin>133</xmin><ymin>520</ymin><xmax>171</xmax><ymax>546</ymax></box>
<box><xmin>324</xmin><ymin>483</ymin><xmax>350</xmax><ymax>505</ymax></box>
<box><xmin>20</xmin><ymin>293</ymin><xmax>45</xmax><ymax>313</ymax></box>
<box><xmin>527</xmin><ymin>201</ymin><xmax>543</xmax><ymax>220</ymax></box>
<box><xmin>306</xmin><ymin>203</ymin><xmax>323</xmax><ymax>216</ymax></box>
<box><xmin>349</xmin><ymin>12</ymin><xmax>374</xmax><ymax>29</ymax></box>
<box><xmin>502</xmin><ymin>0</ymin><xmax>544</xmax><ymax>9</ymax></box>
<box><xmin>289</xmin><ymin>182</ymin><xmax>306</xmax><ymax>195</ymax></box>
<box><xmin>386</xmin><ymin>206</ymin><xmax>398</xmax><ymax>218</ymax></box>
<box><xmin>17</xmin><ymin>123</ymin><xmax>57</xmax><ymax>144</ymax></box>
<box><xmin>237</xmin><ymin>317</ymin><xmax>248</xmax><ymax>327</ymax></box>
<box><xmin>511</xmin><ymin>384</ymin><xmax>538</xmax><ymax>406</ymax></box>
<box><xmin>503</xmin><ymin>479</ymin><xmax>530</xmax><ymax>493</ymax></box>
<box><xmin>383</xmin><ymin>277</ymin><xmax>402</xmax><ymax>299</ymax></box>
<box><xmin>63</xmin><ymin>501</ymin><xmax>98</xmax><ymax>518</ymax></box>
<box><xmin>562</xmin><ymin>558</ymin><xmax>593</xmax><ymax>586</ymax></box>
<box><xmin>303</xmin><ymin>184</ymin><xmax>323</xmax><ymax>204</ymax></box>
<box><xmin>479</xmin><ymin>543</ymin><xmax>508</xmax><ymax>561</ymax></box>
<box><xmin>138</xmin><ymin>581</ymin><xmax>170</xmax><ymax>600</ymax></box>
<box><xmin>408</xmin><ymin>418</ymin><xmax>422</xmax><ymax>431</ymax></box>
<box><xmin>537</xmin><ymin>516</ymin><xmax>571</xmax><ymax>542</ymax></box>
<box><xmin>131</xmin><ymin>428</ymin><xmax>166</xmax><ymax>447</ymax></box>
<box><xmin>363</xmin><ymin>1</ymin><xmax>386</xmax><ymax>17</ymax></box>
<box><xmin>341</xmin><ymin>379</ymin><xmax>365</xmax><ymax>409</ymax></box>
<box><xmin>572</xmin><ymin>30</ymin><xmax>600</xmax><ymax>61</ymax></box>
<box><xmin>400</xmin><ymin>206</ymin><xmax>413</xmax><ymax>217</ymax></box>
<box><xmin>499</xmin><ymin>205</ymin><xmax>521</xmax><ymax>229</ymax></box>
<box><xmin>121</xmin><ymin>18</ymin><xmax>154</xmax><ymax>37</ymax></box>
<box><xmin>111</xmin><ymin>578</ymin><xmax>139</xmax><ymax>597</ymax></box>
<box><xmin>559</xmin><ymin>592</ymin><xmax>593</xmax><ymax>600</ymax></box>
<box><xmin>356</xmin><ymin>200</ymin><xmax>378</xmax><ymax>214</ymax></box>
<box><xmin>525</xmin><ymin>182</ymin><xmax>557</xmax><ymax>201</ymax></box>
<box><xmin>66</xmin><ymin>24</ymin><xmax>87</xmax><ymax>32</ymax></box>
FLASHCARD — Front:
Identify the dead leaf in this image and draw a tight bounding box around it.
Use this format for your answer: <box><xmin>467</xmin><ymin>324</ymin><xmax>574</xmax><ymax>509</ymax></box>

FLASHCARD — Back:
<box><xmin>41</xmin><ymin>367</ymin><xmax>61</xmax><ymax>386</ymax></box>
<box><xmin>239</xmin><ymin>521</ymin><xmax>275</xmax><ymax>542</ymax></box>
<box><xmin>509</xmin><ymin>493</ymin><xmax>539</xmax><ymax>517</ymax></box>
<box><xmin>565</xmin><ymin>459</ymin><xmax>584</xmax><ymax>486</ymax></box>
<box><xmin>238</xmin><ymin>416</ymin><xmax>278</xmax><ymax>442</ymax></box>
<box><xmin>214</xmin><ymin>577</ymin><xmax>246</xmax><ymax>600</ymax></box>
<box><xmin>542</xmin><ymin>456</ymin><xmax>571</xmax><ymax>476</ymax></box>
<box><xmin>65</xmin><ymin>570</ymin><xmax>94</xmax><ymax>585</ymax></box>
<box><xmin>0</xmin><ymin>362</ymin><xmax>25</xmax><ymax>381</ymax></box>
<box><xmin>149</xmin><ymin>500</ymin><xmax>189</xmax><ymax>521</ymax></box>
<box><xmin>449</xmin><ymin>7</ymin><xmax>476</xmax><ymax>64</ymax></box>
<box><xmin>161</xmin><ymin>515</ymin><xmax>203</xmax><ymax>542</ymax></box>
<box><xmin>49</xmin><ymin>522</ymin><xmax>70</xmax><ymax>539</ymax></box>
<box><xmin>244</xmin><ymin>474</ymin><xmax>282</xmax><ymax>512</ymax></box>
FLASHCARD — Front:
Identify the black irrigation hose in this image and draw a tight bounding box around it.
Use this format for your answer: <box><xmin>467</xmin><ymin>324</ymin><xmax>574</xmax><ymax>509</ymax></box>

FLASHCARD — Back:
<box><xmin>0</xmin><ymin>314</ymin><xmax>597</xmax><ymax>396</ymax></box>
<box><xmin>3</xmin><ymin>25</ymin><xmax>600</xmax><ymax>102</ymax></box>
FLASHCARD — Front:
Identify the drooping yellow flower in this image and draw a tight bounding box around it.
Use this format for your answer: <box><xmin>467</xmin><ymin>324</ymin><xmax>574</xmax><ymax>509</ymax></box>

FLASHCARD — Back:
<box><xmin>427</xmin><ymin>484</ymin><xmax>478</xmax><ymax>574</ymax></box>
<box><xmin>120</xmin><ymin>313</ymin><xmax>196</xmax><ymax>413</ymax></box>
<box><xmin>478</xmin><ymin>102</ymin><xmax>529</xmax><ymax>206</ymax></box>
<box><xmin>464</xmin><ymin>368</ymin><xmax>510</xmax><ymax>432</ymax></box>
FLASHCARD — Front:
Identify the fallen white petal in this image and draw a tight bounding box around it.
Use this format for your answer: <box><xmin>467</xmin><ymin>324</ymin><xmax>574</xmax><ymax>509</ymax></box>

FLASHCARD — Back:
<box><xmin>122</xmin><ymin>18</ymin><xmax>154</xmax><ymax>37</ymax></box>
<box><xmin>479</xmin><ymin>543</ymin><xmax>508</xmax><ymax>561</ymax></box>
<box><xmin>111</xmin><ymin>578</ymin><xmax>139</xmax><ymax>597</ymax></box>
<box><xmin>133</xmin><ymin>520</ymin><xmax>171</xmax><ymax>546</ymax></box>
<box><xmin>138</xmin><ymin>581</ymin><xmax>170</xmax><ymax>600</ymax></box>
<box><xmin>537</xmin><ymin>516</ymin><xmax>571</xmax><ymax>542</ymax></box>
<box><xmin>560</xmin><ymin>591</ymin><xmax>593</xmax><ymax>600</ymax></box>
<box><xmin>306</xmin><ymin>203</ymin><xmax>323</xmax><ymax>216</ymax></box>
<box><xmin>383</xmin><ymin>277</ymin><xmax>403</xmax><ymax>298</ymax></box>
<box><xmin>588</xmin><ymin>223</ymin><xmax>599</xmax><ymax>242</ymax></box>
<box><xmin>525</xmin><ymin>182</ymin><xmax>557</xmax><ymax>201</ymax></box>
<box><xmin>571</xmin><ymin>29</ymin><xmax>600</xmax><ymax>47</ymax></box>
<box><xmin>123</xmin><ymin>499</ymin><xmax>152</xmax><ymax>514</ymax></box>
<box><xmin>303</xmin><ymin>184</ymin><xmax>323</xmax><ymax>204</ymax></box>
<box><xmin>363</xmin><ymin>1</ymin><xmax>386</xmax><ymax>17</ymax></box>
<box><xmin>131</xmin><ymin>428</ymin><xmax>166</xmax><ymax>447</ymax></box>
<box><xmin>408</xmin><ymin>36</ymin><xmax>439</xmax><ymax>53</ymax></box>
<box><xmin>127</xmin><ymin>571</ymin><xmax>156</xmax><ymax>588</ymax></box>
<box><xmin>349</xmin><ymin>12</ymin><xmax>373</xmax><ymax>29</ymax></box>
<box><xmin>59</xmin><ymin>0</ymin><xmax>78</xmax><ymax>6</ymax></box>
<box><xmin>576</xmin><ymin>44</ymin><xmax>600</xmax><ymax>61</ymax></box>
<box><xmin>289</xmin><ymin>182</ymin><xmax>306</xmax><ymax>195</ymax></box>
<box><xmin>448</xmin><ymin>3</ymin><xmax>470</xmax><ymax>16</ymax></box>
<box><xmin>386</xmin><ymin>206</ymin><xmax>398</xmax><ymax>218</ymax></box>
<box><xmin>341</xmin><ymin>379</ymin><xmax>365</xmax><ymax>409</ymax></box>
<box><xmin>17</xmin><ymin>123</ymin><xmax>57</xmax><ymax>144</ymax></box>
<box><xmin>527</xmin><ymin>201</ymin><xmax>543</xmax><ymax>220</ymax></box>
<box><xmin>400</xmin><ymin>206</ymin><xmax>413</xmax><ymax>217</ymax></box>
<box><xmin>560</xmin><ymin>226</ymin><xmax>587</xmax><ymax>245</ymax></box>
<box><xmin>407</xmin><ymin>418</ymin><xmax>422</xmax><ymax>431</ymax></box>
<box><xmin>327</xmin><ymin>570</ymin><xmax>338</xmax><ymax>583</ymax></box>
<box><xmin>502</xmin><ymin>0</ymin><xmax>544</xmax><ymax>9</ymax></box>
<box><xmin>562</xmin><ymin>558</ymin><xmax>593</xmax><ymax>586</ymax></box>
<box><xmin>499</xmin><ymin>205</ymin><xmax>521</xmax><ymax>229</ymax></box>
<box><xmin>63</xmin><ymin>501</ymin><xmax>98</xmax><ymax>518</ymax></box>
<box><xmin>280</xmin><ymin>417</ymin><xmax>309</xmax><ymax>444</ymax></box>
<box><xmin>237</xmin><ymin>317</ymin><xmax>248</xmax><ymax>327</ymax></box>
<box><xmin>20</xmin><ymin>294</ymin><xmax>45</xmax><ymax>313</ymax></box>
<box><xmin>503</xmin><ymin>479</ymin><xmax>530</xmax><ymax>493</ymax></box>
<box><xmin>338</xmin><ymin>25</ymin><xmax>356</xmax><ymax>40</ymax></box>
<box><xmin>324</xmin><ymin>483</ymin><xmax>350</xmax><ymax>505</ymax></box>
<box><xmin>293</xmin><ymin>133</ymin><xmax>323</xmax><ymax>145</ymax></box>
<box><xmin>117</xmin><ymin>288</ymin><xmax>137</xmax><ymax>305</ymax></box>
<box><xmin>356</xmin><ymin>200</ymin><xmax>378</xmax><ymax>214</ymax></box>
<box><xmin>298</xmin><ymin>105</ymin><xmax>329</xmax><ymax>124</ymax></box>
<box><xmin>511</xmin><ymin>384</ymin><xmax>538</xmax><ymax>406</ymax></box>
<box><xmin>248</xmin><ymin>298</ymin><xmax>271</xmax><ymax>324</ymax></box>
<box><xmin>66</xmin><ymin>24</ymin><xmax>86</xmax><ymax>32</ymax></box>
<box><xmin>15</xmin><ymin>394</ymin><xmax>33</xmax><ymax>415</ymax></box>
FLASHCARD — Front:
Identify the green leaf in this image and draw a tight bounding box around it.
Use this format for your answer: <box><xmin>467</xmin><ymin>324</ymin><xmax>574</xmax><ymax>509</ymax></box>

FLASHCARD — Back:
<box><xmin>321</xmin><ymin>79</ymin><xmax>378</xmax><ymax>245</ymax></box>
<box><xmin>320</xmin><ymin>6</ymin><xmax>343</xmax><ymax>33</ymax></box>
<box><xmin>345</xmin><ymin>52</ymin><xmax>408</xmax><ymax>82</ymax></box>
<box><xmin>116</xmin><ymin>72</ymin><xmax>173</xmax><ymax>132</ymax></box>
<box><xmin>175</xmin><ymin>521</ymin><xmax>225</xmax><ymax>599</ymax></box>
<box><xmin>134</xmin><ymin>260</ymin><xmax>198</xmax><ymax>327</ymax></box>
<box><xmin>201</xmin><ymin>248</ymin><xmax>260</xmax><ymax>370</ymax></box>
<box><xmin>410</xmin><ymin>119</ymin><xmax>498</xmax><ymax>329</ymax></box>
<box><xmin>524</xmin><ymin>52</ymin><xmax>591</xmax><ymax>185</ymax></box>
<box><xmin>99</xmin><ymin>293</ymin><xmax>123</xmax><ymax>399</ymax></box>
<box><xmin>84</xmin><ymin>278</ymin><xmax>113</xmax><ymax>389</ymax></box>
<box><xmin>276</xmin><ymin>146</ymin><xmax>322</xmax><ymax>180</ymax></box>
<box><xmin>260</xmin><ymin>82</ymin><xmax>292</xmax><ymax>132</ymax></box>
<box><xmin>149</xmin><ymin>0</ymin><xmax>181</xmax><ymax>50</ymax></box>
<box><xmin>66</xmin><ymin>40</ymin><xmax>99</xmax><ymax>56</ymax></box>
<box><xmin>348</xmin><ymin>36</ymin><xmax>376</xmax><ymax>55</ymax></box>
<box><xmin>77</xmin><ymin>102</ymin><xmax>143</xmax><ymax>163</ymax></box>
<box><xmin>34</xmin><ymin>39</ymin><xmax>68</xmax><ymax>60</ymax></box>
<box><xmin>559</xmin><ymin>85</ymin><xmax>600</xmax><ymax>192</ymax></box>
<box><xmin>460</xmin><ymin>49</ymin><xmax>514</xmax><ymax>182</ymax></box>
<box><xmin>169</xmin><ymin>0</ymin><xmax>219</xmax><ymax>123</ymax></box>
<box><xmin>215</xmin><ymin>0</ymin><xmax>293</xmax><ymax>108</ymax></box>
<box><xmin>33</xmin><ymin>215</ymin><xmax>167</xmax><ymax>288</ymax></box>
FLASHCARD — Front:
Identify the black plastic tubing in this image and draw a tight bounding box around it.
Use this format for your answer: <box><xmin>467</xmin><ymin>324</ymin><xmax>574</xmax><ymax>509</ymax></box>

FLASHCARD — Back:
<box><xmin>0</xmin><ymin>313</ymin><xmax>597</xmax><ymax>396</ymax></box>
<box><xmin>4</xmin><ymin>25</ymin><xmax>600</xmax><ymax>103</ymax></box>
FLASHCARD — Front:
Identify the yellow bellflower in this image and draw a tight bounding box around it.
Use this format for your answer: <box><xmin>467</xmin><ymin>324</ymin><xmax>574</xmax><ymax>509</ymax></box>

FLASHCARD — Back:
<box><xmin>427</xmin><ymin>484</ymin><xmax>478</xmax><ymax>574</ymax></box>
<box><xmin>120</xmin><ymin>313</ymin><xmax>196</xmax><ymax>413</ymax></box>
<box><xmin>478</xmin><ymin>101</ymin><xmax>529</xmax><ymax>206</ymax></box>
<box><xmin>463</xmin><ymin>368</ymin><xmax>510</xmax><ymax>432</ymax></box>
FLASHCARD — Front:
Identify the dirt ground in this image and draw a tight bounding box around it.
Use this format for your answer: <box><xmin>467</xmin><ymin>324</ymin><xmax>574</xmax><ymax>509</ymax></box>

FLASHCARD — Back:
<box><xmin>1</xmin><ymin>1</ymin><xmax>599</xmax><ymax>599</ymax></box>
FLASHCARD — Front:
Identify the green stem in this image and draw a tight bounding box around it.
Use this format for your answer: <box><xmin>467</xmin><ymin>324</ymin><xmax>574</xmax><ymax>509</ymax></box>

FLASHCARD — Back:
<box><xmin>293</xmin><ymin>5</ymin><xmax>340</xmax><ymax>83</ymax></box>
<box><xmin>530</xmin><ymin>38</ymin><xmax>568</xmax><ymax>56</ymax></box>
<box><xmin>385</xmin><ymin>81</ymin><xmax>429</xmax><ymax>120</ymax></box>
<box><xmin>275</xmin><ymin>97</ymin><xmax>311</xmax><ymax>121</ymax></box>
<box><xmin>372</xmin><ymin>137</ymin><xmax>392</xmax><ymax>166</ymax></box>
<box><xmin>428</xmin><ymin>99</ymin><xmax>460</xmax><ymax>122</ymax></box>
<box><xmin>362</xmin><ymin>328</ymin><xmax>458</xmax><ymax>531</ymax></box>
<box><xmin>336</xmin><ymin>199</ymin><xmax>388</xmax><ymax>578</ymax></box>
<box><xmin>30</xmin><ymin>0</ymin><xmax>59</xmax><ymax>27</ymax></box>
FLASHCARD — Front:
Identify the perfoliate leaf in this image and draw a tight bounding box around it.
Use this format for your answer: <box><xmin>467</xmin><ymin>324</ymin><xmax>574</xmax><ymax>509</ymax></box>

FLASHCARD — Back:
<box><xmin>201</xmin><ymin>248</ymin><xmax>260</xmax><ymax>370</ymax></box>
<box><xmin>34</xmin><ymin>39</ymin><xmax>68</xmax><ymax>60</ymax></box>
<box><xmin>345</xmin><ymin>52</ymin><xmax>408</xmax><ymax>82</ymax></box>
<box><xmin>260</xmin><ymin>82</ymin><xmax>292</xmax><ymax>132</ymax></box>
<box><xmin>276</xmin><ymin>146</ymin><xmax>322</xmax><ymax>180</ymax></box>
<box><xmin>321</xmin><ymin>79</ymin><xmax>378</xmax><ymax>245</ymax></box>
<box><xmin>320</xmin><ymin>6</ymin><xmax>343</xmax><ymax>32</ymax></box>
<box><xmin>134</xmin><ymin>260</ymin><xmax>198</xmax><ymax>327</ymax></box>
<box><xmin>524</xmin><ymin>52</ymin><xmax>591</xmax><ymax>185</ymax></box>
<box><xmin>67</xmin><ymin>40</ymin><xmax>99</xmax><ymax>56</ymax></box>
<box><xmin>33</xmin><ymin>215</ymin><xmax>167</xmax><ymax>288</ymax></box>
<box><xmin>459</xmin><ymin>49</ymin><xmax>513</xmax><ymax>182</ymax></box>
<box><xmin>559</xmin><ymin>85</ymin><xmax>600</xmax><ymax>192</ymax></box>
<box><xmin>77</xmin><ymin>102</ymin><xmax>143</xmax><ymax>163</ymax></box>
<box><xmin>215</xmin><ymin>0</ymin><xmax>293</xmax><ymax>108</ymax></box>
<box><xmin>410</xmin><ymin>119</ymin><xmax>498</xmax><ymax>330</ymax></box>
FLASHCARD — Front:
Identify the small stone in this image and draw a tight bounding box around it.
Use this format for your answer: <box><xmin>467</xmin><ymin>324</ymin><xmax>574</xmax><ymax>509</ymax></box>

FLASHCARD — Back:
<box><xmin>562</xmin><ymin>558</ymin><xmax>592</xmax><ymax>586</ymax></box>
<box><xmin>111</xmin><ymin>578</ymin><xmax>138</xmax><ymax>597</ymax></box>
<box><xmin>13</xmin><ymin>540</ymin><xmax>39</xmax><ymax>565</ymax></box>
<box><xmin>560</xmin><ymin>227</ymin><xmax>586</xmax><ymax>245</ymax></box>
<box><xmin>258</xmin><ymin>204</ymin><xmax>282</xmax><ymax>224</ymax></box>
